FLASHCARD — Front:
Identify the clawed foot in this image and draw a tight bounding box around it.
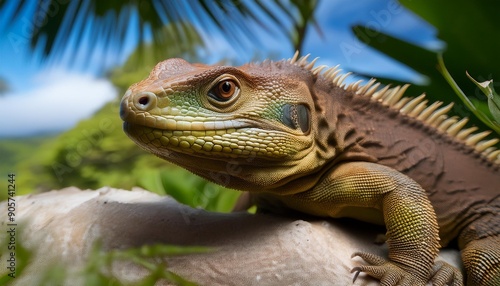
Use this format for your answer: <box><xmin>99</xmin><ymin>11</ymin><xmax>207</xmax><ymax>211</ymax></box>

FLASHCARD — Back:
<box><xmin>351</xmin><ymin>251</ymin><xmax>426</xmax><ymax>286</ymax></box>
<box><xmin>351</xmin><ymin>252</ymin><xmax>463</xmax><ymax>286</ymax></box>
<box><xmin>429</xmin><ymin>261</ymin><xmax>463</xmax><ymax>286</ymax></box>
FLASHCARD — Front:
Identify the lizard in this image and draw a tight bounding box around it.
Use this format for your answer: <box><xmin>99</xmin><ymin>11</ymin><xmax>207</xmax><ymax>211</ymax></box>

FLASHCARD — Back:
<box><xmin>119</xmin><ymin>52</ymin><xmax>500</xmax><ymax>286</ymax></box>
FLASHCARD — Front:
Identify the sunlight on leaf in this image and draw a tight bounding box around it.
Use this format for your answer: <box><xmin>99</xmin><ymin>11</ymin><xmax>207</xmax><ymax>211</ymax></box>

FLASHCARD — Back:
<box><xmin>466</xmin><ymin>71</ymin><xmax>500</xmax><ymax>124</ymax></box>
<box><xmin>437</xmin><ymin>54</ymin><xmax>500</xmax><ymax>134</ymax></box>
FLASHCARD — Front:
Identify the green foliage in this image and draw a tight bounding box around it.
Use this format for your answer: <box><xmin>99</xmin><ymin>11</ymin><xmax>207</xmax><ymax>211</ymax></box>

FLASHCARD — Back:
<box><xmin>466</xmin><ymin>72</ymin><xmax>500</xmax><ymax>126</ymax></box>
<box><xmin>402</xmin><ymin>0</ymin><xmax>499</xmax><ymax>81</ymax></box>
<box><xmin>0</xmin><ymin>228</ymin><xmax>206</xmax><ymax>285</ymax></box>
<box><xmin>0</xmin><ymin>136</ymin><xmax>51</xmax><ymax>189</ymax></box>
<box><xmin>0</xmin><ymin>136</ymin><xmax>58</xmax><ymax>201</ymax></box>
<box><xmin>438</xmin><ymin>56</ymin><xmax>500</xmax><ymax>134</ymax></box>
<box><xmin>353</xmin><ymin>1</ymin><xmax>500</xmax><ymax>135</ymax></box>
<box><xmin>72</xmin><ymin>242</ymin><xmax>205</xmax><ymax>286</ymax></box>
<box><xmin>7</xmin><ymin>102</ymin><xmax>133</xmax><ymax>192</ymax></box>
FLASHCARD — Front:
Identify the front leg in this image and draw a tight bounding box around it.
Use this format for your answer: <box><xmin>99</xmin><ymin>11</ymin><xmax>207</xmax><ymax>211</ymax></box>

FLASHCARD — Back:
<box><xmin>461</xmin><ymin>235</ymin><xmax>500</xmax><ymax>286</ymax></box>
<box><xmin>459</xmin><ymin>212</ymin><xmax>500</xmax><ymax>286</ymax></box>
<box><xmin>281</xmin><ymin>161</ymin><xmax>462</xmax><ymax>285</ymax></box>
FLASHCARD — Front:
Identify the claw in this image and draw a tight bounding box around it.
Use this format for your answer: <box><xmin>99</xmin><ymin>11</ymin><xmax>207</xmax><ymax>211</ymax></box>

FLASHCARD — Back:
<box><xmin>351</xmin><ymin>251</ymin><xmax>463</xmax><ymax>286</ymax></box>
<box><xmin>351</xmin><ymin>251</ymin><xmax>426</xmax><ymax>286</ymax></box>
<box><xmin>351</xmin><ymin>267</ymin><xmax>362</xmax><ymax>283</ymax></box>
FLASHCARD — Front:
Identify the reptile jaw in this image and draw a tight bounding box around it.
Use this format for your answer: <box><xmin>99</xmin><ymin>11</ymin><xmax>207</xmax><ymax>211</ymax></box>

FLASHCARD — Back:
<box><xmin>124</xmin><ymin>118</ymin><xmax>301</xmax><ymax>160</ymax></box>
<box><xmin>122</xmin><ymin>97</ymin><xmax>291</xmax><ymax>159</ymax></box>
<box><xmin>121</xmin><ymin>88</ymin><xmax>304</xmax><ymax>159</ymax></box>
<box><xmin>121</xmin><ymin>95</ymin><xmax>256</xmax><ymax>157</ymax></box>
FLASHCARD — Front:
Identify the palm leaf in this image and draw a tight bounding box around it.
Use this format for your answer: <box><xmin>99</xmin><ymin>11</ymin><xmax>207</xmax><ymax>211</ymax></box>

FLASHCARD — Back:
<box><xmin>352</xmin><ymin>1</ymin><xmax>500</xmax><ymax>132</ymax></box>
<box><xmin>0</xmin><ymin>0</ymin><xmax>303</xmax><ymax>67</ymax></box>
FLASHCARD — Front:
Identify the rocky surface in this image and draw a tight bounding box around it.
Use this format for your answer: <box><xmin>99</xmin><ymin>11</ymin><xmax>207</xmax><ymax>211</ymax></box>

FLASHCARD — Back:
<box><xmin>0</xmin><ymin>187</ymin><xmax>461</xmax><ymax>285</ymax></box>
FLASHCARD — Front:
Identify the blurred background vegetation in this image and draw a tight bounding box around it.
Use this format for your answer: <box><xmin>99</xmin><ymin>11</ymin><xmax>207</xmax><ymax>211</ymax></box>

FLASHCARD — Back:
<box><xmin>0</xmin><ymin>0</ymin><xmax>499</xmax><ymax>209</ymax></box>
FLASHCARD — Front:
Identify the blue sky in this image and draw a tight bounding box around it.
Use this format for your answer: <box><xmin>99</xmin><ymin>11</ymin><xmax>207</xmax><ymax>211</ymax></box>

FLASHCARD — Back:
<box><xmin>0</xmin><ymin>0</ymin><xmax>443</xmax><ymax>137</ymax></box>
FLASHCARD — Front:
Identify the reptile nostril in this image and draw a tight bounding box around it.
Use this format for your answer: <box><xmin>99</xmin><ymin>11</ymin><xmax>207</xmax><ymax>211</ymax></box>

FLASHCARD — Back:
<box><xmin>133</xmin><ymin>91</ymin><xmax>157</xmax><ymax>111</ymax></box>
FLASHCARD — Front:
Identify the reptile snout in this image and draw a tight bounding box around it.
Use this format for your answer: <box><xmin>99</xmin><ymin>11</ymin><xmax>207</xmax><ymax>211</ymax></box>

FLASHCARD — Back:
<box><xmin>120</xmin><ymin>89</ymin><xmax>158</xmax><ymax>121</ymax></box>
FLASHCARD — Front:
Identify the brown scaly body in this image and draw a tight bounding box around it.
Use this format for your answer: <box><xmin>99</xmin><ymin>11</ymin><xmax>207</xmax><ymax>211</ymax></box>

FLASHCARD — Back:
<box><xmin>120</xmin><ymin>52</ymin><xmax>500</xmax><ymax>285</ymax></box>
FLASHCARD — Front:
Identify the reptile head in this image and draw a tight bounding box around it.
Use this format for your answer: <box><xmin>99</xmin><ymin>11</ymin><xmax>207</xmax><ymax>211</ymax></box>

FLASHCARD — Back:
<box><xmin>120</xmin><ymin>57</ymin><xmax>330</xmax><ymax>191</ymax></box>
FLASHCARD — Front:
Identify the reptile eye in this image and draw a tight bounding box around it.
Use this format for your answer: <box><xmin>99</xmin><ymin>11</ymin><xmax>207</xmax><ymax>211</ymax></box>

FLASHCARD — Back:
<box><xmin>208</xmin><ymin>79</ymin><xmax>239</xmax><ymax>102</ymax></box>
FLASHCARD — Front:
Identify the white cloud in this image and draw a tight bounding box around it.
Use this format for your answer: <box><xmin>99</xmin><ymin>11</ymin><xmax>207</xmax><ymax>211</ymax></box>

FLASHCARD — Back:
<box><xmin>0</xmin><ymin>70</ymin><xmax>117</xmax><ymax>137</ymax></box>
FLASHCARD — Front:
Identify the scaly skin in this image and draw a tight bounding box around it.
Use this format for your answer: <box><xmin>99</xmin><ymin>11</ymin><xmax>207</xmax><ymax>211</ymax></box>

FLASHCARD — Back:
<box><xmin>120</xmin><ymin>53</ymin><xmax>500</xmax><ymax>285</ymax></box>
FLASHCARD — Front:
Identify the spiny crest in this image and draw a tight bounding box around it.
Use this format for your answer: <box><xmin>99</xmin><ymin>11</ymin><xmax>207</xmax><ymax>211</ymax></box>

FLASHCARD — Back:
<box><xmin>288</xmin><ymin>52</ymin><xmax>500</xmax><ymax>164</ymax></box>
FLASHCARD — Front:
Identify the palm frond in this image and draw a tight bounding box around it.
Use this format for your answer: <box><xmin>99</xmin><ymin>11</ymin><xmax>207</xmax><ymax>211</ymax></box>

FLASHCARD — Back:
<box><xmin>0</xmin><ymin>0</ymin><xmax>302</xmax><ymax>68</ymax></box>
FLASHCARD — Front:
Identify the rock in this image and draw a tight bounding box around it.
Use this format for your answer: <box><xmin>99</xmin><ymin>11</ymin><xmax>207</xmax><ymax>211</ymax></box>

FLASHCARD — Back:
<box><xmin>0</xmin><ymin>187</ymin><xmax>461</xmax><ymax>285</ymax></box>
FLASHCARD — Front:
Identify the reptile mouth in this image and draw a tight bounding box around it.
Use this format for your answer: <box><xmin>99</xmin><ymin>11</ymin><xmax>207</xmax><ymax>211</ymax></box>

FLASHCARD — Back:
<box><xmin>122</xmin><ymin>115</ymin><xmax>250</xmax><ymax>135</ymax></box>
<box><xmin>121</xmin><ymin>97</ymin><xmax>291</xmax><ymax>158</ymax></box>
<box><xmin>122</xmin><ymin>119</ymin><xmax>256</xmax><ymax>154</ymax></box>
<box><xmin>122</xmin><ymin>117</ymin><xmax>292</xmax><ymax>159</ymax></box>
